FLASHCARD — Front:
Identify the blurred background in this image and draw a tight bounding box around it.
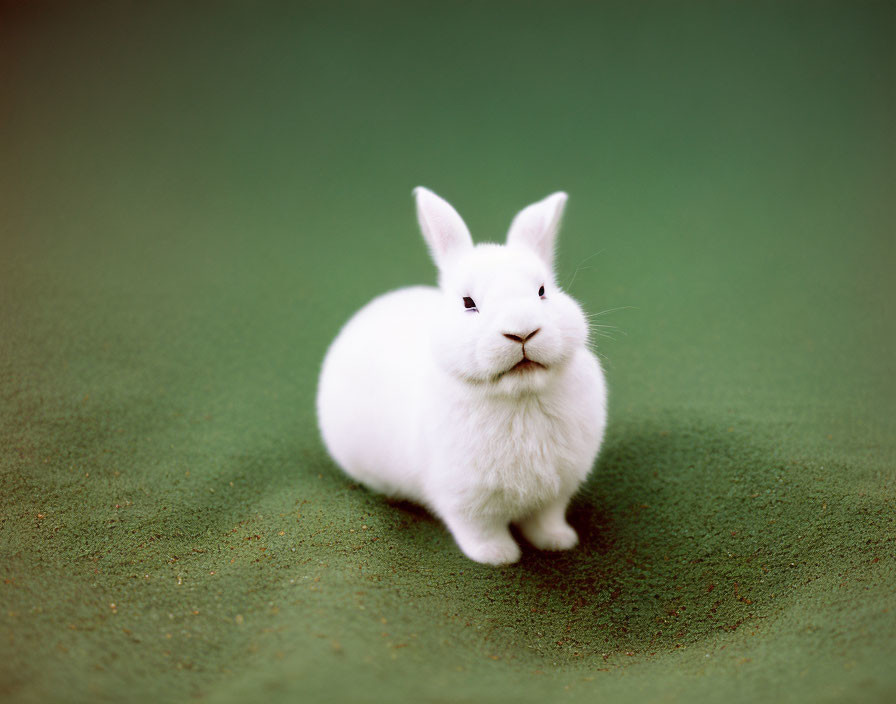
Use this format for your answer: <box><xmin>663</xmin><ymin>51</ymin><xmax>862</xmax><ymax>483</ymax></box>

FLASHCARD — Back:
<box><xmin>1</xmin><ymin>2</ymin><xmax>894</xmax><ymax>703</ymax></box>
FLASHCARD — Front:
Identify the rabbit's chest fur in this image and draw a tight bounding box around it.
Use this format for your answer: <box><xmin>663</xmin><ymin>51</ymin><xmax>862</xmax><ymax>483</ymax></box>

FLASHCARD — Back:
<box><xmin>467</xmin><ymin>402</ymin><xmax>575</xmax><ymax>514</ymax></box>
<box><xmin>424</xmin><ymin>372</ymin><xmax>598</xmax><ymax>519</ymax></box>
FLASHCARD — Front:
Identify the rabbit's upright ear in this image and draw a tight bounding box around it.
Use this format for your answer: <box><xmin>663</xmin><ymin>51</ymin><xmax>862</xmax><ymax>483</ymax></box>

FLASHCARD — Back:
<box><xmin>413</xmin><ymin>187</ymin><xmax>474</xmax><ymax>270</ymax></box>
<box><xmin>506</xmin><ymin>192</ymin><xmax>568</xmax><ymax>269</ymax></box>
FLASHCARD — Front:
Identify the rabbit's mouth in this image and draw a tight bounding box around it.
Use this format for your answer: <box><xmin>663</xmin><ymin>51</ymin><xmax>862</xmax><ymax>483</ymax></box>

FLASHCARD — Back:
<box><xmin>504</xmin><ymin>357</ymin><xmax>547</xmax><ymax>376</ymax></box>
<box><xmin>488</xmin><ymin>356</ymin><xmax>548</xmax><ymax>384</ymax></box>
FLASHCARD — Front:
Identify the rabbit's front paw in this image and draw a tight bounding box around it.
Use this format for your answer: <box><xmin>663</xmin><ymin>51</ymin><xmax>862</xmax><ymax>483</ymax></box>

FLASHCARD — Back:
<box><xmin>464</xmin><ymin>536</ymin><xmax>522</xmax><ymax>566</ymax></box>
<box><xmin>518</xmin><ymin>496</ymin><xmax>580</xmax><ymax>552</ymax></box>
<box><xmin>444</xmin><ymin>514</ymin><xmax>522</xmax><ymax>565</ymax></box>
<box><xmin>523</xmin><ymin>522</ymin><xmax>579</xmax><ymax>551</ymax></box>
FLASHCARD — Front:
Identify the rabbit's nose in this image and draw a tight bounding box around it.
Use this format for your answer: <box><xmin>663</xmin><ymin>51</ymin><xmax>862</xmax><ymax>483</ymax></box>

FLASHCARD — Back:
<box><xmin>503</xmin><ymin>328</ymin><xmax>540</xmax><ymax>344</ymax></box>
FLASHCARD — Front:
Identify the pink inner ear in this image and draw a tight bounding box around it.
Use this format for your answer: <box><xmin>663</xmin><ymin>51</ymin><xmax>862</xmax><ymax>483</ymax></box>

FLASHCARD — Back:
<box><xmin>505</xmin><ymin>193</ymin><xmax>567</xmax><ymax>269</ymax></box>
<box><xmin>414</xmin><ymin>187</ymin><xmax>474</xmax><ymax>269</ymax></box>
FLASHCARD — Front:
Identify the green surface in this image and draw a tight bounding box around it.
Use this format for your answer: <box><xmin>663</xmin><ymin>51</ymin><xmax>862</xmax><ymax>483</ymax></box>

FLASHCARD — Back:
<box><xmin>1</xmin><ymin>1</ymin><xmax>895</xmax><ymax>702</ymax></box>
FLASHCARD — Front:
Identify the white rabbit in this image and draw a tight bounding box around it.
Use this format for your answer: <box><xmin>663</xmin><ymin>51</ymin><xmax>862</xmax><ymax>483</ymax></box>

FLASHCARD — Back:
<box><xmin>316</xmin><ymin>187</ymin><xmax>607</xmax><ymax>565</ymax></box>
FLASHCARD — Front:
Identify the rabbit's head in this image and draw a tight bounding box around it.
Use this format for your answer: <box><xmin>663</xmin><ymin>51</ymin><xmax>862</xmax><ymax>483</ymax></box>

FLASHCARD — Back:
<box><xmin>414</xmin><ymin>187</ymin><xmax>591</xmax><ymax>396</ymax></box>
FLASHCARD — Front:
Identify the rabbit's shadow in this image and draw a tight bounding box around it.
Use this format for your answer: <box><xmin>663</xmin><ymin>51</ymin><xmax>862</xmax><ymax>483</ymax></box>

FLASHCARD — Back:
<box><xmin>371</xmin><ymin>415</ymin><xmax>853</xmax><ymax>655</ymax></box>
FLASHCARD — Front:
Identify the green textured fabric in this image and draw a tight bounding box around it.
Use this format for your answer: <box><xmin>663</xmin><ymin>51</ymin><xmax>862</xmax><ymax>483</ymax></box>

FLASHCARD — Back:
<box><xmin>1</xmin><ymin>2</ymin><xmax>894</xmax><ymax>702</ymax></box>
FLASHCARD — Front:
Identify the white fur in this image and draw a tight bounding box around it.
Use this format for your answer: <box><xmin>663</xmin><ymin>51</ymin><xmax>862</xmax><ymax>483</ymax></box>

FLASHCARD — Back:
<box><xmin>316</xmin><ymin>187</ymin><xmax>607</xmax><ymax>565</ymax></box>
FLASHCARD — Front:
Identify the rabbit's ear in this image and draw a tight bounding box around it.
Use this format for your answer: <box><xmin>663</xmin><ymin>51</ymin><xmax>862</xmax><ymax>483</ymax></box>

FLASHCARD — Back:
<box><xmin>506</xmin><ymin>192</ymin><xmax>568</xmax><ymax>269</ymax></box>
<box><xmin>414</xmin><ymin>187</ymin><xmax>474</xmax><ymax>270</ymax></box>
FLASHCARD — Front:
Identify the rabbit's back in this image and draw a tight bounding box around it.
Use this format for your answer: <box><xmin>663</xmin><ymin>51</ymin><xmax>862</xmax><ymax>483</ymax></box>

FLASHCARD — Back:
<box><xmin>316</xmin><ymin>286</ymin><xmax>438</xmax><ymax>500</ymax></box>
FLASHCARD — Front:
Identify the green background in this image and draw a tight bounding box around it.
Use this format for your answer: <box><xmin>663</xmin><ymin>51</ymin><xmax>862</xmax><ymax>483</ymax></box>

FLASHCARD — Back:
<box><xmin>1</xmin><ymin>1</ymin><xmax>894</xmax><ymax>702</ymax></box>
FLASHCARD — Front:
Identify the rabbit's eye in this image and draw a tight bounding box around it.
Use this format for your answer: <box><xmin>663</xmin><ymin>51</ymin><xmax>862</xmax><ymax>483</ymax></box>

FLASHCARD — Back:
<box><xmin>538</xmin><ymin>285</ymin><xmax>546</xmax><ymax>298</ymax></box>
<box><xmin>463</xmin><ymin>296</ymin><xmax>477</xmax><ymax>310</ymax></box>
